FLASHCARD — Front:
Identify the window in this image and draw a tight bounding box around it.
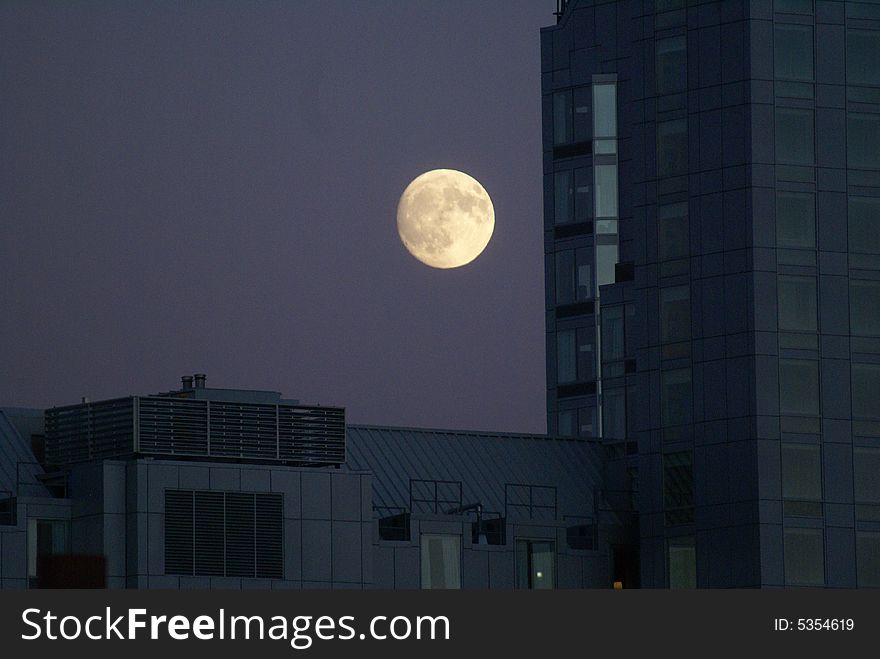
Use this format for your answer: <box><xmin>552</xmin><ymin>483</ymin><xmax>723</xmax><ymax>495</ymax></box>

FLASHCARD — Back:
<box><xmin>782</xmin><ymin>443</ymin><xmax>822</xmax><ymax>512</ymax></box>
<box><xmin>555</xmin><ymin>248</ymin><xmax>592</xmax><ymax>304</ymax></box>
<box><xmin>578</xmin><ymin>406</ymin><xmax>598</xmax><ymax>437</ymax></box>
<box><xmin>557</xmin><ymin>328</ymin><xmax>595</xmax><ymax>383</ymax></box>
<box><xmin>663</xmin><ymin>451</ymin><xmax>694</xmax><ymax>525</ymax></box>
<box><xmin>779</xmin><ymin>359</ymin><xmax>820</xmax><ymax>416</ymax></box>
<box><xmin>657</xmin><ymin>119</ymin><xmax>688</xmax><ymax>178</ymax></box>
<box><xmin>658</xmin><ymin>202</ymin><xmax>689</xmax><ymax>261</ymax></box>
<box><xmin>660</xmin><ymin>285</ymin><xmax>690</xmax><ymax>343</ymax></box>
<box><xmin>849</xmin><ymin>197</ymin><xmax>880</xmax><ymax>255</ymax></box>
<box><xmin>594</xmin><ymin>164</ymin><xmax>618</xmax><ymax>217</ymax></box>
<box><xmin>596</xmin><ymin>242</ymin><xmax>619</xmax><ymax>288</ymax></box>
<box><xmin>574</xmin><ymin>168</ymin><xmax>592</xmax><ymax>221</ymax></box>
<box><xmin>28</xmin><ymin>519</ymin><xmax>70</xmax><ymax>588</ymax></box>
<box><xmin>661</xmin><ymin>368</ymin><xmax>693</xmax><ymax>427</ymax></box>
<box><xmin>0</xmin><ymin>495</ymin><xmax>15</xmax><ymax>526</ymax></box>
<box><xmin>857</xmin><ymin>532</ymin><xmax>880</xmax><ymax>588</ymax></box>
<box><xmin>854</xmin><ymin>447</ymin><xmax>880</xmax><ymax>521</ymax></box>
<box><xmin>554</xmin><ymin>170</ymin><xmax>573</xmax><ymax>224</ymax></box>
<box><xmin>602</xmin><ymin>306</ymin><xmax>625</xmax><ymax>365</ymax></box>
<box><xmin>851</xmin><ymin>281</ymin><xmax>880</xmax><ymax>336</ymax></box>
<box><xmin>848</xmin><ymin>113</ymin><xmax>880</xmax><ymax>169</ymax></box>
<box><xmin>777</xmin><ymin>191</ymin><xmax>815</xmax><ymax>250</ymax></box>
<box><xmin>778</xmin><ymin>275</ymin><xmax>817</xmax><ymax>332</ymax></box>
<box><xmin>603</xmin><ymin>387</ymin><xmax>626</xmax><ymax>439</ymax></box>
<box><xmin>784</xmin><ymin>528</ymin><xmax>824</xmax><ymax>586</ymax></box>
<box><xmin>776</xmin><ymin>108</ymin><xmax>814</xmax><ymax>164</ymax></box>
<box><xmin>516</xmin><ymin>540</ymin><xmax>555</xmax><ymax>589</ymax></box>
<box><xmin>593</xmin><ymin>83</ymin><xmax>616</xmax><ymax>154</ymax></box>
<box><xmin>656</xmin><ymin>36</ymin><xmax>686</xmax><ymax>95</ymax></box>
<box><xmin>847</xmin><ymin>29</ymin><xmax>880</xmax><ymax>86</ymax></box>
<box><xmin>668</xmin><ymin>536</ymin><xmax>696</xmax><ymax>589</ymax></box>
<box><xmin>421</xmin><ymin>534</ymin><xmax>461</xmax><ymax>589</ymax></box>
<box><xmin>560</xmin><ymin>407</ymin><xmax>598</xmax><ymax>439</ymax></box>
<box><xmin>553</xmin><ymin>91</ymin><xmax>572</xmax><ymax>146</ymax></box>
<box><xmin>853</xmin><ymin>363</ymin><xmax>880</xmax><ymax>420</ymax></box>
<box><xmin>775</xmin><ymin>0</ymin><xmax>813</xmax><ymax>14</ymax></box>
<box><xmin>558</xmin><ymin>409</ymin><xmax>576</xmax><ymax>437</ymax></box>
<box><xmin>164</xmin><ymin>490</ymin><xmax>283</xmax><ymax>579</ymax></box>
<box><xmin>775</xmin><ymin>24</ymin><xmax>813</xmax><ymax>81</ymax></box>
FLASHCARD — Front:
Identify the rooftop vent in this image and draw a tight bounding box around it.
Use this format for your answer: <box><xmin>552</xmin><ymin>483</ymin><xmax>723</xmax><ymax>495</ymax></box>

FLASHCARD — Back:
<box><xmin>193</xmin><ymin>373</ymin><xmax>206</xmax><ymax>389</ymax></box>
<box><xmin>181</xmin><ymin>376</ymin><xmax>194</xmax><ymax>390</ymax></box>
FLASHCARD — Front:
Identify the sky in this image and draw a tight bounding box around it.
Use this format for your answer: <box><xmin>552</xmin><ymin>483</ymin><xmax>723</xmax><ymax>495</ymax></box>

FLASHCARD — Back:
<box><xmin>0</xmin><ymin>0</ymin><xmax>554</xmax><ymax>434</ymax></box>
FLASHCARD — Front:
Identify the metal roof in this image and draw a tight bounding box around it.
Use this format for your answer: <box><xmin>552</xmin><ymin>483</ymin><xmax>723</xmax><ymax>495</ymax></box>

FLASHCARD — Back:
<box><xmin>345</xmin><ymin>425</ymin><xmax>604</xmax><ymax>520</ymax></box>
<box><xmin>0</xmin><ymin>408</ymin><xmax>48</xmax><ymax>497</ymax></box>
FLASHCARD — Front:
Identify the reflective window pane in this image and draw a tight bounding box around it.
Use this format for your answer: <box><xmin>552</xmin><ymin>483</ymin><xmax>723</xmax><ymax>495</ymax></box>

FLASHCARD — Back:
<box><xmin>668</xmin><ymin>537</ymin><xmax>696</xmax><ymax>589</ymax></box>
<box><xmin>775</xmin><ymin>24</ymin><xmax>813</xmax><ymax>81</ymax></box>
<box><xmin>847</xmin><ymin>29</ymin><xmax>880</xmax><ymax>86</ymax></box>
<box><xmin>857</xmin><ymin>532</ymin><xmax>880</xmax><ymax>588</ymax></box>
<box><xmin>553</xmin><ymin>91</ymin><xmax>572</xmax><ymax>145</ymax></box>
<box><xmin>779</xmin><ymin>359</ymin><xmax>820</xmax><ymax>416</ymax></box>
<box><xmin>853</xmin><ymin>363</ymin><xmax>880</xmax><ymax>420</ymax></box>
<box><xmin>554</xmin><ymin>170</ymin><xmax>573</xmax><ymax>224</ymax></box>
<box><xmin>784</xmin><ymin>528</ymin><xmax>824</xmax><ymax>586</ymax></box>
<box><xmin>658</xmin><ymin>202</ymin><xmax>689</xmax><ymax>261</ymax></box>
<box><xmin>777</xmin><ymin>191</ymin><xmax>815</xmax><ymax>250</ymax></box>
<box><xmin>782</xmin><ymin>443</ymin><xmax>822</xmax><ymax>501</ymax></box>
<box><xmin>420</xmin><ymin>534</ymin><xmax>461</xmax><ymax>589</ymax></box>
<box><xmin>656</xmin><ymin>35</ymin><xmax>686</xmax><ymax>94</ymax></box>
<box><xmin>592</xmin><ymin>83</ymin><xmax>617</xmax><ymax>138</ymax></box>
<box><xmin>594</xmin><ymin>164</ymin><xmax>618</xmax><ymax>217</ymax></box>
<box><xmin>851</xmin><ymin>280</ymin><xmax>880</xmax><ymax>336</ymax></box>
<box><xmin>657</xmin><ymin>119</ymin><xmax>688</xmax><ymax>177</ymax></box>
<box><xmin>778</xmin><ymin>275</ymin><xmax>817</xmax><ymax>331</ymax></box>
<box><xmin>849</xmin><ymin>197</ymin><xmax>880</xmax><ymax>255</ymax></box>
<box><xmin>776</xmin><ymin>108</ymin><xmax>814</xmax><ymax>164</ymax></box>
<box><xmin>516</xmin><ymin>540</ymin><xmax>555</xmax><ymax>589</ymax></box>
<box><xmin>660</xmin><ymin>285</ymin><xmax>690</xmax><ymax>343</ymax></box>
<box><xmin>661</xmin><ymin>368</ymin><xmax>692</xmax><ymax>426</ymax></box>
<box><xmin>596</xmin><ymin>243</ymin><xmax>618</xmax><ymax>288</ymax></box>
<box><xmin>848</xmin><ymin>113</ymin><xmax>880</xmax><ymax>169</ymax></box>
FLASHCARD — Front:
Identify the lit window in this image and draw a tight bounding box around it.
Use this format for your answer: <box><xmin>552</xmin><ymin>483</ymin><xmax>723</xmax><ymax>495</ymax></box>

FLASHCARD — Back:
<box><xmin>778</xmin><ymin>275</ymin><xmax>817</xmax><ymax>331</ymax></box>
<box><xmin>777</xmin><ymin>191</ymin><xmax>815</xmax><ymax>250</ymax></box>
<box><xmin>775</xmin><ymin>24</ymin><xmax>813</xmax><ymax>81</ymax></box>
<box><xmin>656</xmin><ymin>36</ymin><xmax>686</xmax><ymax>95</ymax></box>
<box><xmin>784</xmin><ymin>528</ymin><xmax>824</xmax><ymax>586</ymax></box>
<box><xmin>779</xmin><ymin>359</ymin><xmax>820</xmax><ymax>416</ymax></box>
<box><xmin>516</xmin><ymin>539</ymin><xmax>555</xmax><ymax>589</ymax></box>
<box><xmin>776</xmin><ymin>108</ymin><xmax>814</xmax><ymax>164</ymax></box>
<box><xmin>421</xmin><ymin>534</ymin><xmax>461</xmax><ymax>589</ymax></box>
<box><xmin>851</xmin><ymin>280</ymin><xmax>880</xmax><ymax>336</ymax></box>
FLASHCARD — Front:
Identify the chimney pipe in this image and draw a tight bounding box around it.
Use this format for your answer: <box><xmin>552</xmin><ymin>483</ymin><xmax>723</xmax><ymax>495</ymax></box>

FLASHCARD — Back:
<box><xmin>181</xmin><ymin>376</ymin><xmax>194</xmax><ymax>390</ymax></box>
<box><xmin>193</xmin><ymin>373</ymin><xmax>206</xmax><ymax>389</ymax></box>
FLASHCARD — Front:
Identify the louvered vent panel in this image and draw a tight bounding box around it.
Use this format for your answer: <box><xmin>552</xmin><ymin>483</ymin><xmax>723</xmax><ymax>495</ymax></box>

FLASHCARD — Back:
<box><xmin>45</xmin><ymin>398</ymin><xmax>134</xmax><ymax>465</ymax></box>
<box><xmin>225</xmin><ymin>492</ymin><xmax>256</xmax><ymax>577</ymax></box>
<box><xmin>208</xmin><ymin>403</ymin><xmax>278</xmax><ymax>459</ymax></box>
<box><xmin>255</xmin><ymin>493</ymin><xmax>284</xmax><ymax>579</ymax></box>
<box><xmin>138</xmin><ymin>398</ymin><xmax>209</xmax><ymax>456</ymax></box>
<box><xmin>193</xmin><ymin>491</ymin><xmax>224</xmax><ymax>576</ymax></box>
<box><xmin>164</xmin><ymin>490</ymin><xmax>194</xmax><ymax>576</ymax></box>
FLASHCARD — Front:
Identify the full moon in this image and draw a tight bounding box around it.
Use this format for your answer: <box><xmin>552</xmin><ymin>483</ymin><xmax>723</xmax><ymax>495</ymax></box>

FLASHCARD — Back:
<box><xmin>396</xmin><ymin>169</ymin><xmax>495</xmax><ymax>269</ymax></box>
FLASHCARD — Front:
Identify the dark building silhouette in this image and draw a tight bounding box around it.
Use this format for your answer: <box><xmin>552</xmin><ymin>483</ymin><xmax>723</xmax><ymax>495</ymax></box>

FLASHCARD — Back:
<box><xmin>543</xmin><ymin>0</ymin><xmax>880</xmax><ymax>587</ymax></box>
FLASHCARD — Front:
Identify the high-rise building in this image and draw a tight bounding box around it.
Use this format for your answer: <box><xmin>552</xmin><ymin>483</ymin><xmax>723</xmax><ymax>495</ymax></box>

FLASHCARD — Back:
<box><xmin>542</xmin><ymin>0</ymin><xmax>880</xmax><ymax>587</ymax></box>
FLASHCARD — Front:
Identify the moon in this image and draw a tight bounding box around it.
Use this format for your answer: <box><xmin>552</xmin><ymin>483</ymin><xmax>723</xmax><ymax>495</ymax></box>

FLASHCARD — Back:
<box><xmin>396</xmin><ymin>169</ymin><xmax>495</xmax><ymax>269</ymax></box>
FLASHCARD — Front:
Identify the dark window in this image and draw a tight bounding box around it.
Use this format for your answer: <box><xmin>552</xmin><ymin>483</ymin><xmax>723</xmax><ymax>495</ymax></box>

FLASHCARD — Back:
<box><xmin>558</xmin><ymin>409</ymin><xmax>576</xmax><ymax>437</ymax></box>
<box><xmin>555</xmin><ymin>248</ymin><xmax>593</xmax><ymax>304</ymax></box>
<box><xmin>602</xmin><ymin>305</ymin><xmax>625</xmax><ymax>373</ymax></box>
<box><xmin>378</xmin><ymin>512</ymin><xmax>411</xmax><ymax>542</ymax></box>
<box><xmin>849</xmin><ymin>197</ymin><xmax>880</xmax><ymax>255</ymax></box>
<box><xmin>854</xmin><ymin>447</ymin><xmax>880</xmax><ymax>518</ymax></box>
<box><xmin>553</xmin><ymin>91</ymin><xmax>572</xmax><ymax>146</ymax></box>
<box><xmin>776</xmin><ymin>108</ymin><xmax>814</xmax><ymax>164</ymax></box>
<box><xmin>663</xmin><ymin>451</ymin><xmax>694</xmax><ymax>525</ymax></box>
<box><xmin>421</xmin><ymin>534</ymin><xmax>461</xmax><ymax>589</ymax></box>
<box><xmin>602</xmin><ymin>387</ymin><xmax>626</xmax><ymax>439</ymax></box>
<box><xmin>556</xmin><ymin>327</ymin><xmax>595</xmax><ymax>383</ymax></box>
<box><xmin>656</xmin><ymin>35</ymin><xmax>686</xmax><ymax>95</ymax></box>
<box><xmin>779</xmin><ymin>359</ymin><xmax>820</xmax><ymax>416</ymax></box>
<box><xmin>775</xmin><ymin>24</ymin><xmax>813</xmax><ymax>81</ymax></box>
<box><xmin>782</xmin><ymin>443</ymin><xmax>822</xmax><ymax>509</ymax></box>
<box><xmin>848</xmin><ymin>113</ymin><xmax>880</xmax><ymax>170</ymax></box>
<box><xmin>853</xmin><ymin>363</ymin><xmax>880</xmax><ymax>420</ymax></box>
<box><xmin>660</xmin><ymin>285</ymin><xmax>691</xmax><ymax>343</ymax></box>
<box><xmin>657</xmin><ymin>119</ymin><xmax>688</xmax><ymax>178</ymax></box>
<box><xmin>554</xmin><ymin>170</ymin><xmax>573</xmax><ymax>224</ymax></box>
<box><xmin>777</xmin><ymin>191</ymin><xmax>815</xmax><ymax>250</ymax></box>
<box><xmin>0</xmin><ymin>495</ymin><xmax>15</xmax><ymax>526</ymax></box>
<box><xmin>667</xmin><ymin>536</ymin><xmax>696</xmax><ymax>589</ymax></box>
<box><xmin>847</xmin><ymin>29</ymin><xmax>880</xmax><ymax>86</ymax></box>
<box><xmin>857</xmin><ymin>532</ymin><xmax>880</xmax><ymax>588</ymax></box>
<box><xmin>775</xmin><ymin>0</ymin><xmax>813</xmax><ymax>14</ymax></box>
<box><xmin>28</xmin><ymin>519</ymin><xmax>70</xmax><ymax>588</ymax></box>
<box><xmin>662</xmin><ymin>368</ymin><xmax>693</xmax><ymax>427</ymax></box>
<box><xmin>851</xmin><ymin>280</ymin><xmax>880</xmax><ymax>336</ymax></box>
<box><xmin>516</xmin><ymin>539</ymin><xmax>555</xmax><ymax>589</ymax></box>
<box><xmin>784</xmin><ymin>528</ymin><xmax>824</xmax><ymax>586</ymax></box>
<box><xmin>778</xmin><ymin>275</ymin><xmax>817</xmax><ymax>331</ymax></box>
<box><xmin>164</xmin><ymin>490</ymin><xmax>282</xmax><ymax>579</ymax></box>
<box><xmin>658</xmin><ymin>202</ymin><xmax>689</xmax><ymax>261</ymax></box>
<box><xmin>574</xmin><ymin>167</ymin><xmax>592</xmax><ymax>221</ymax></box>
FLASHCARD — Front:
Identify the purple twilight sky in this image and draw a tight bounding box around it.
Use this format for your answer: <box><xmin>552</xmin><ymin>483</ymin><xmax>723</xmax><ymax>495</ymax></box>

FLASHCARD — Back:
<box><xmin>0</xmin><ymin>1</ymin><xmax>554</xmax><ymax>434</ymax></box>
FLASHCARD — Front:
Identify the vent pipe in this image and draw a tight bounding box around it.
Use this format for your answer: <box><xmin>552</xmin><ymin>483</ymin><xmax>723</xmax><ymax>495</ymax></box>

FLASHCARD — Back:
<box><xmin>193</xmin><ymin>373</ymin><xmax>206</xmax><ymax>389</ymax></box>
<box><xmin>181</xmin><ymin>375</ymin><xmax>194</xmax><ymax>390</ymax></box>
